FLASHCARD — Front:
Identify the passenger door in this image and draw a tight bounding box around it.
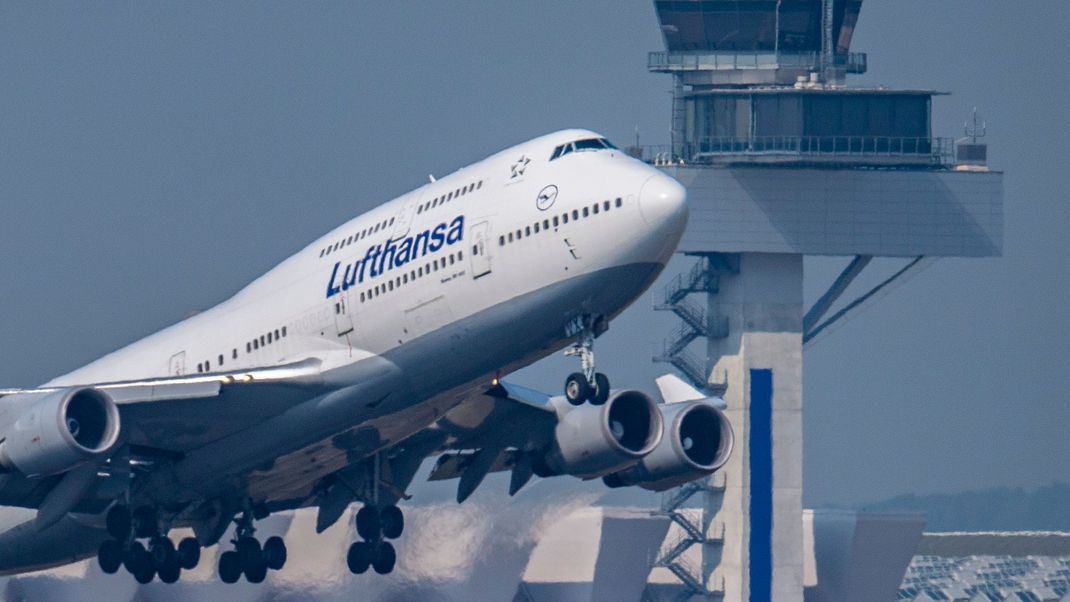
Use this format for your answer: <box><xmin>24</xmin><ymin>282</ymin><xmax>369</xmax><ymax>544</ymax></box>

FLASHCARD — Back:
<box><xmin>469</xmin><ymin>221</ymin><xmax>492</xmax><ymax>279</ymax></box>
<box><xmin>333</xmin><ymin>293</ymin><xmax>355</xmax><ymax>337</ymax></box>
<box><xmin>390</xmin><ymin>193</ymin><xmax>422</xmax><ymax>241</ymax></box>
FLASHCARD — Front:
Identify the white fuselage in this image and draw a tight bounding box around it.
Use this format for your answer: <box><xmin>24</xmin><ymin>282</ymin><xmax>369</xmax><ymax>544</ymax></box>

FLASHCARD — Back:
<box><xmin>47</xmin><ymin>130</ymin><xmax>687</xmax><ymax>396</ymax></box>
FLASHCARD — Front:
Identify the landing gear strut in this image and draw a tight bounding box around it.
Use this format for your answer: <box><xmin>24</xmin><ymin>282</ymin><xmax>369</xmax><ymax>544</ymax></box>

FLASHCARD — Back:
<box><xmin>347</xmin><ymin>504</ymin><xmax>403</xmax><ymax>575</ymax></box>
<box><xmin>563</xmin><ymin>315</ymin><xmax>610</xmax><ymax>405</ymax></box>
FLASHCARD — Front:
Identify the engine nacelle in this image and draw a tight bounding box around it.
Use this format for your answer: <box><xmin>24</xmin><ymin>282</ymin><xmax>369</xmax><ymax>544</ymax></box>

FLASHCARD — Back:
<box><xmin>538</xmin><ymin>390</ymin><xmax>663</xmax><ymax>480</ymax></box>
<box><xmin>0</xmin><ymin>387</ymin><xmax>121</xmax><ymax>477</ymax></box>
<box><xmin>603</xmin><ymin>400</ymin><xmax>733</xmax><ymax>492</ymax></box>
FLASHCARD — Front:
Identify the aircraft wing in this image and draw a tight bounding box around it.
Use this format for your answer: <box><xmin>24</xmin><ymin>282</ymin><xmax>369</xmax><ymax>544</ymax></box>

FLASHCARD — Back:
<box><xmin>0</xmin><ymin>359</ymin><xmax>325</xmax><ymax>455</ymax></box>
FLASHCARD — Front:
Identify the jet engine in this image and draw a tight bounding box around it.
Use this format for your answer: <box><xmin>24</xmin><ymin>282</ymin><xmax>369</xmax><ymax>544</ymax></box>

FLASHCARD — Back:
<box><xmin>602</xmin><ymin>400</ymin><xmax>733</xmax><ymax>492</ymax></box>
<box><xmin>0</xmin><ymin>387</ymin><xmax>121</xmax><ymax>477</ymax></box>
<box><xmin>536</xmin><ymin>390</ymin><xmax>663</xmax><ymax>479</ymax></box>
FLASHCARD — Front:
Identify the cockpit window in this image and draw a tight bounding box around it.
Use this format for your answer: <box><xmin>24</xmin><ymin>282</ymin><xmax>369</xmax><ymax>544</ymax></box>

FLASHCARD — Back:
<box><xmin>549</xmin><ymin>137</ymin><xmax>617</xmax><ymax>161</ymax></box>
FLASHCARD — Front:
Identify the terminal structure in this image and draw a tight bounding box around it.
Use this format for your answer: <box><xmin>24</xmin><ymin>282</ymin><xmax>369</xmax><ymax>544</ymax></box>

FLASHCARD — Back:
<box><xmin>639</xmin><ymin>1</ymin><xmax>1003</xmax><ymax>600</ymax></box>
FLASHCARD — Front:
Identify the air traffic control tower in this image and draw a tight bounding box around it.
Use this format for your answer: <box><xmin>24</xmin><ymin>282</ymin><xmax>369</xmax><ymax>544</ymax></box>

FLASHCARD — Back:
<box><xmin>639</xmin><ymin>1</ymin><xmax>1003</xmax><ymax>600</ymax></box>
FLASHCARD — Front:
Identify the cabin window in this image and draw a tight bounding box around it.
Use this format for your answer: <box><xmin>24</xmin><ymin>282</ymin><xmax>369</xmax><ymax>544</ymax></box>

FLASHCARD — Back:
<box><xmin>603</xmin><ymin>200</ymin><xmax>610</xmax><ymax>211</ymax></box>
<box><xmin>218</xmin><ymin>354</ymin><xmax>224</xmax><ymax>366</ymax></box>
<box><xmin>254</xmin><ymin>339</ymin><xmax>259</xmax><ymax>350</ymax></box>
<box><xmin>525</xmin><ymin>226</ymin><xmax>531</xmax><ymax>236</ymax></box>
<box><xmin>282</xmin><ymin>326</ymin><xmax>287</xmax><ymax>337</ymax></box>
<box><xmin>593</xmin><ymin>203</ymin><xmax>599</xmax><ymax>214</ymax></box>
<box><xmin>499</xmin><ymin>235</ymin><xmax>505</xmax><ymax>246</ymax></box>
<box><xmin>477</xmin><ymin>181</ymin><xmax>483</xmax><ymax>190</ymax></box>
<box><xmin>583</xmin><ymin>207</ymin><xmax>590</xmax><ymax>217</ymax></box>
<box><xmin>552</xmin><ymin>216</ymin><xmax>559</xmax><ymax>227</ymax></box>
<box><xmin>572</xmin><ymin>210</ymin><xmax>579</xmax><ymax>220</ymax></box>
<box><xmin>508</xmin><ymin>232</ymin><xmax>514</xmax><ymax>243</ymax></box>
<box><xmin>543</xmin><ymin>219</ymin><xmax>550</xmax><ymax>230</ymax></box>
<box><xmin>534</xmin><ymin>222</ymin><xmax>540</xmax><ymax>233</ymax></box>
<box><xmin>615</xmin><ymin>197</ymin><xmax>622</xmax><ymax>208</ymax></box>
<box><xmin>267</xmin><ymin>332</ymin><xmax>273</xmax><ymax>343</ymax></box>
<box><xmin>232</xmin><ymin>349</ymin><xmax>238</xmax><ymax>359</ymax></box>
<box><xmin>562</xmin><ymin>213</ymin><xmax>569</xmax><ymax>224</ymax></box>
<box><xmin>319</xmin><ymin>249</ymin><xmax>325</xmax><ymax>257</ymax></box>
<box><xmin>260</xmin><ymin>335</ymin><xmax>266</xmax><ymax>346</ymax></box>
<box><xmin>247</xmin><ymin>342</ymin><xmax>252</xmax><ymax>353</ymax></box>
<box><xmin>274</xmin><ymin>329</ymin><xmax>280</xmax><ymax>340</ymax></box>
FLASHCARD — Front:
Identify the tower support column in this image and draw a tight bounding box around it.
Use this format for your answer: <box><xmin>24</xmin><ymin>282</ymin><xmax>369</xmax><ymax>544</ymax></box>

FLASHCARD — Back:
<box><xmin>706</xmin><ymin>252</ymin><xmax>803</xmax><ymax>602</ymax></box>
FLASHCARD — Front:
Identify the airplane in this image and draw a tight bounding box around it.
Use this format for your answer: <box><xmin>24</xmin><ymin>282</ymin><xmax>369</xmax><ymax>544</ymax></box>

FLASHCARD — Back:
<box><xmin>0</xmin><ymin>129</ymin><xmax>733</xmax><ymax>584</ymax></box>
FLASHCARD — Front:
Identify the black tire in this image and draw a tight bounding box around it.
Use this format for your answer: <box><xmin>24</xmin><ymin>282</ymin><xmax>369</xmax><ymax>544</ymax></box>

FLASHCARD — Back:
<box><xmin>134</xmin><ymin>566</ymin><xmax>155</xmax><ymax>584</ymax></box>
<box><xmin>158</xmin><ymin>557</ymin><xmax>181</xmax><ymax>584</ymax></box>
<box><xmin>372</xmin><ymin>541</ymin><xmax>396</xmax><ymax>575</ymax></box>
<box><xmin>177</xmin><ymin>537</ymin><xmax>201</xmax><ymax>570</ymax></box>
<box><xmin>219</xmin><ymin>550</ymin><xmax>241</xmax><ymax>584</ymax></box>
<box><xmin>591</xmin><ymin>373</ymin><xmax>610</xmax><ymax>405</ymax></box>
<box><xmin>244</xmin><ymin>557</ymin><xmax>268</xmax><ymax>584</ymax></box>
<box><xmin>132</xmin><ymin>506</ymin><xmax>158</xmax><ymax>539</ymax></box>
<box><xmin>149</xmin><ymin>536</ymin><xmax>175</xmax><ymax>570</ymax></box>
<box><xmin>98</xmin><ymin>539</ymin><xmax>122</xmax><ymax>575</ymax></box>
<box><xmin>236</xmin><ymin>537</ymin><xmax>262</xmax><ymax>570</ymax></box>
<box><xmin>356</xmin><ymin>505</ymin><xmax>381</xmax><ymax>541</ymax></box>
<box><xmin>123</xmin><ymin>541</ymin><xmax>147</xmax><ymax>574</ymax></box>
<box><xmin>106</xmin><ymin>505</ymin><xmax>131</xmax><ymax>541</ymax></box>
<box><xmin>565</xmin><ymin>372</ymin><xmax>591</xmax><ymax>405</ymax></box>
<box><xmin>380</xmin><ymin>505</ymin><xmax>404</xmax><ymax>539</ymax></box>
<box><xmin>346</xmin><ymin>541</ymin><xmax>373</xmax><ymax>574</ymax></box>
<box><xmin>263</xmin><ymin>535</ymin><xmax>287</xmax><ymax>571</ymax></box>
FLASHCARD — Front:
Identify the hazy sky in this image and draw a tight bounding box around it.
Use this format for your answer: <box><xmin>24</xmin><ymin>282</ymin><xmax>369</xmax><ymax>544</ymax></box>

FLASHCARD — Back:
<box><xmin>0</xmin><ymin>2</ymin><xmax>1066</xmax><ymax>506</ymax></box>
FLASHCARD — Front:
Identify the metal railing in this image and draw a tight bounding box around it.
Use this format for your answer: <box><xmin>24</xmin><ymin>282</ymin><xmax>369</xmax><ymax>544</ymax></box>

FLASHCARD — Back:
<box><xmin>649</xmin><ymin>50</ymin><xmax>866</xmax><ymax>73</ymax></box>
<box><xmin>640</xmin><ymin>135</ymin><xmax>953</xmax><ymax>166</ymax></box>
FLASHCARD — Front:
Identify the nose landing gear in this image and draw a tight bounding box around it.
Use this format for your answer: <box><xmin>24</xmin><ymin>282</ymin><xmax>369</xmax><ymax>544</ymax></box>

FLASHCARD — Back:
<box><xmin>563</xmin><ymin>315</ymin><xmax>610</xmax><ymax>405</ymax></box>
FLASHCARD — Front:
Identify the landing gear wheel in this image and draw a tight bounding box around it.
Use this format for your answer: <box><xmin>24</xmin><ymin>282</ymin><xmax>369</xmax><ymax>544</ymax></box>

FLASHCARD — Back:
<box><xmin>149</xmin><ymin>536</ymin><xmax>176</xmax><ymax>570</ymax></box>
<box><xmin>218</xmin><ymin>550</ymin><xmax>241</xmax><ymax>584</ymax></box>
<box><xmin>132</xmin><ymin>506</ymin><xmax>158</xmax><ymax>539</ymax></box>
<box><xmin>565</xmin><ymin>373</ymin><xmax>592</xmax><ymax>405</ymax></box>
<box><xmin>372</xmin><ymin>541</ymin><xmax>396</xmax><ymax>575</ymax></box>
<box><xmin>134</xmin><ymin>566</ymin><xmax>156</xmax><ymax>584</ymax></box>
<box><xmin>590</xmin><ymin>373</ymin><xmax>610</xmax><ymax>405</ymax></box>
<box><xmin>356</xmin><ymin>505</ymin><xmax>381</xmax><ymax>541</ymax></box>
<box><xmin>263</xmin><ymin>536</ymin><xmax>287</xmax><ymax>571</ymax></box>
<box><xmin>123</xmin><ymin>541</ymin><xmax>148</xmax><ymax>575</ymax></box>
<box><xmin>158</xmin><ymin>557</ymin><xmax>181</xmax><ymax>584</ymax></box>
<box><xmin>244</xmin><ymin>557</ymin><xmax>268</xmax><ymax>584</ymax></box>
<box><xmin>236</xmin><ymin>536</ymin><xmax>262</xmax><ymax>569</ymax></box>
<box><xmin>177</xmin><ymin>537</ymin><xmax>201</xmax><ymax>570</ymax></box>
<box><xmin>347</xmin><ymin>541</ymin><xmax>373</xmax><ymax>574</ymax></box>
<box><xmin>380</xmin><ymin>505</ymin><xmax>404</xmax><ymax>539</ymax></box>
<box><xmin>106</xmin><ymin>505</ymin><xmax>131</xmax><ymax>541</ymax></box>
<box><xmin>97</xmin><ymin>539</ymin><xmax>122</xmax><ymax>574</ymax></box>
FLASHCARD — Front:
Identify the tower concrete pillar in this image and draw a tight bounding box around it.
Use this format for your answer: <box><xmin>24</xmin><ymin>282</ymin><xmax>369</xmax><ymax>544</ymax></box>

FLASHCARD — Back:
<box><xmin>706</xmin><ymin>253</ymin><xmax>803</xmax><ymax>602</ymax></box>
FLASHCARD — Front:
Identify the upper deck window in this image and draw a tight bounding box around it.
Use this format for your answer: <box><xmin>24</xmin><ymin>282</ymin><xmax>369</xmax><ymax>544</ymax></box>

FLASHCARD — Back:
<box><xmin>550</xmin><ymin>137</ymin><xmax>618</xmax><ymax>161</ymax></box>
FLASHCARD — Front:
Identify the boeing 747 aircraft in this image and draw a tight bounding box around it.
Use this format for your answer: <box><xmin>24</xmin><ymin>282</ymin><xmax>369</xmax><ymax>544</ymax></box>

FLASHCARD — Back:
<box><xmin>0</xmin><ymin>129</ymin><xmax>732</xmax><ymax>584</ymax></box>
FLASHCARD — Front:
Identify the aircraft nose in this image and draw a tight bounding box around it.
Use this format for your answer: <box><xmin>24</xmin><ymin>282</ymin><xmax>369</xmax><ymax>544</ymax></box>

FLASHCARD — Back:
<box><xmin>638</xmin><ymin>173</ymin><xmax>688</xmax><ymax>231</ymax></box>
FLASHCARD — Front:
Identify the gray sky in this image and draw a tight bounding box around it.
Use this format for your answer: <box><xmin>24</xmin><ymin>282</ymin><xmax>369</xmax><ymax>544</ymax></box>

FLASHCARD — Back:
<box><xmin>0</xmin><ymin>2</ymin><xmax>1066</xmax><ymax>507</ymax></box>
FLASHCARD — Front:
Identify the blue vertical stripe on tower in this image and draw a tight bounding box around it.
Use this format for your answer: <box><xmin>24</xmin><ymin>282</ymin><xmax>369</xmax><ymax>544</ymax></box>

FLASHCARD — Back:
<box><xmin>749</xmin><ymin>369</ymin><xmax>773</xmax><ymax>602</ymax></box>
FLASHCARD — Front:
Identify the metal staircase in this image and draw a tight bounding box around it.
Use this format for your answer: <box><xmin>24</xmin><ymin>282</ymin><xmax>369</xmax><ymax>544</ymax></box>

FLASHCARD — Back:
<box><xmin>653</xmin><ymin>254</ymin><xmax>736</xmax><ymax>390</ymax></box>
<box><xmin>648</xmin><ymin>474</ymin><xmax>728</xmax><ymax>601</ymax></box>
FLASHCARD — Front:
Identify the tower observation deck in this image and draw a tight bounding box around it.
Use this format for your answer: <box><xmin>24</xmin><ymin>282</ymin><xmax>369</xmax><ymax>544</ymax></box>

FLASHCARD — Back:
<box><xmin>640</xmin><ymin>2</ymin><xmax>1003</xmax><ymax>601</ymax></box>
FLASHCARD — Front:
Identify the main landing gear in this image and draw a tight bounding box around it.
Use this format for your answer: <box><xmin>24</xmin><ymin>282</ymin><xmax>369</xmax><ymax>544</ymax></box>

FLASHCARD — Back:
<box><xmin>217</xmin><ymin>504</ymin><xmax>287</xmax><ymax>584</ymax></box>
<box><xmin>97</xmin><ymin>504</ymin><xmax>201</xmax><ymax>584</ymax></box>
<box><xmin>346</xmin><ymin>504</ymin><xmax>403</xmax><ymax>575</ymax></box>
<box><xmin>564</xmin><ymin>316</ymin><xmax>610</xmax><ymax>406</ymax></box>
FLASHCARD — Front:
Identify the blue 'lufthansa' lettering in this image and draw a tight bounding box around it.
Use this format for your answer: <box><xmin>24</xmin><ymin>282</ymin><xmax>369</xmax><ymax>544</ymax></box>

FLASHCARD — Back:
<box><xmin>325</xmin><ymin>215</ymin><xmax>465</xmax><ymax>298</ymax></box>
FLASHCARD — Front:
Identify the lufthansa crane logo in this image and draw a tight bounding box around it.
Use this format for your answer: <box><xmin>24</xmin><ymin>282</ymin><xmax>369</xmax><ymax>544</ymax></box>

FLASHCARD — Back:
<box><xmin>536</xmin><ymin>185</ymin><xmax>558</xmax><ymax>211</ymax></box>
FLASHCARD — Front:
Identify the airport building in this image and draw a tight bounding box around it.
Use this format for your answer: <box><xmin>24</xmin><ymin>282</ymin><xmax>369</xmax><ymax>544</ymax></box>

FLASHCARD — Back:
<box><xmin>638</xmin><ymin>0</ymin><xmax>1003</xmax><ymax>599</ymax></box>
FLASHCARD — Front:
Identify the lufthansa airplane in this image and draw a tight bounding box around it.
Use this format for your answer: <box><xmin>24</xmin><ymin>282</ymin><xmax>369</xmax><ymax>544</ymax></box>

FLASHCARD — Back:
<box><xmin>0</xmin><ymin>129</ymin><xmax>732</xmax><ymax>584</ymax></box>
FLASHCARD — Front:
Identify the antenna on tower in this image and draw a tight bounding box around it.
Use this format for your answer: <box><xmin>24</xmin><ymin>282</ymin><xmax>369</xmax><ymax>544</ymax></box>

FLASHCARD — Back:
<box><xmin>965</xmin><ymin>107</ymin><xmax>986</xmax><ymax>143</ymax></box>
<box><xmin>956</xmin><ymin>107</ymin><xmax>989</xmax><ymax>171</ymax></box>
